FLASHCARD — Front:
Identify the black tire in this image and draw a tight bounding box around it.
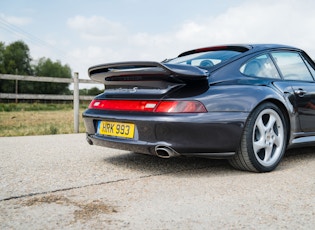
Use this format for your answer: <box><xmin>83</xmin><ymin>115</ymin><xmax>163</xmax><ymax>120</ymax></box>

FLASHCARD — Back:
<box><xmin>229</xmin><ymin>102</ymin><xmax>287</xmax><ymax>172</ymax></box>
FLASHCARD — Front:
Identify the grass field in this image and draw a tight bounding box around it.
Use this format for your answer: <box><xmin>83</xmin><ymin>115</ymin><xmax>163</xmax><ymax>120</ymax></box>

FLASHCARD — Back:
<box><xmin>0</xmin><ymin>103</ymin><xmax>88</xmax><ymax>137</ymax></box>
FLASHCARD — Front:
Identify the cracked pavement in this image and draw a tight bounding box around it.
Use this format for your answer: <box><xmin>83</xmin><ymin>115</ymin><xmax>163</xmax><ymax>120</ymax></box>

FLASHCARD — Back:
<box><xmin>0</xmin><ymin>134</ymin><xmax>314</xmax><ymax>229</ymax></box>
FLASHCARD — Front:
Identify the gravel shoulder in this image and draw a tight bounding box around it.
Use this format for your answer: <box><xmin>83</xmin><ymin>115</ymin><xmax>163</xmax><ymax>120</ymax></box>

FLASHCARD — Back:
<box><xmin>0</xmin><ymin>134</ymin><xmax>314</xmax><ymax>229</ymax></box>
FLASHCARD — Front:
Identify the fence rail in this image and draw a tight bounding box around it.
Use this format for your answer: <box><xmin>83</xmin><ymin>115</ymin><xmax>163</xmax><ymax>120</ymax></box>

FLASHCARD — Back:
<box><xmin>0</xmin><ymin>73</ymin><xmax>96</xmax><ymax>85</ymax></box>
<box><xmin>0</xmin><ymin>93</ymin><xmax>94</xmax><ymax>101</ymax></box>
<box><xmin>0</xmin><ymin>73</ymin><xmax>102</xmax><ymax>133</ymax></box>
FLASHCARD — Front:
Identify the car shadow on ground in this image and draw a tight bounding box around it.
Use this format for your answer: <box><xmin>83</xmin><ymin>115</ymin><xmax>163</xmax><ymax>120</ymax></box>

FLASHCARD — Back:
<box><xmin>103</xmin><ymin>152</ymin><xmax>233</xmax><ymax>175</ymax></box>
<box><xmin>281</xmin><ymin>147</ymin><xmax>315</xmax><ymax>169</ymax></box>
<box><xmin>103</xmin><ymin>147</ymin><xmax>315</xmax><ymax>176</ymax></box>
<box><xmin>285</xmin><ymin>146</ymin><xmax>315</xmax><ymax>156</ymax></box>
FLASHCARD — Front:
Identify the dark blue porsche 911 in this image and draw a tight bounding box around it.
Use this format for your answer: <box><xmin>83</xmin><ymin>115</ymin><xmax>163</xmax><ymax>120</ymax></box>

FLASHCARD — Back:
<box><xmin>83</xmin><ymin>44</ymin><xmax>315</xmax><ymax>172</ymax></box>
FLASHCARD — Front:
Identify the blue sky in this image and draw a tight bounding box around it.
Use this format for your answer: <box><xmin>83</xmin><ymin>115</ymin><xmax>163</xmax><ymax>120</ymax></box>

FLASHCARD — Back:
<box><xmin>1</xmin><ymin>0</ymin><xmax>315</xmax><ymax>81</ymax></box>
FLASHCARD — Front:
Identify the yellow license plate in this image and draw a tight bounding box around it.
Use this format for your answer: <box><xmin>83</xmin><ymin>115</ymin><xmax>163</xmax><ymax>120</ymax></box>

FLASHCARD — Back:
<box><xmin>98</xmin><ymin>121</ymin><xmax>135</xmax><ymax>139</ymax></box>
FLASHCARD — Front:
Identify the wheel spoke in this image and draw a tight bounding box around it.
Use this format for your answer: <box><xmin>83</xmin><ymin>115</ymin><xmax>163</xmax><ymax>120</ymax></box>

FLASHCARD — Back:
<box><xmin>273</xmin><ymin>132</ymin><xmax>281</xmax><ymax>147</ymax></box>
<box><xmin>263</xmin><ymin>145</ymin><xmax>273</xmax><ymax>162</ymax></box>
<box><xmin>266</xmin><ymin>114</ymin><xmax>276</xmax><ymax>131</ymax></box>
<box><xmin>253</xmin><ymin>138</ymin><xmax>266</xmax><ymax>153</ymax></box>
<box><xmin>256</xmin><ymin>116</ymin><xmax>266</xmax><ymax>134</ymax></box>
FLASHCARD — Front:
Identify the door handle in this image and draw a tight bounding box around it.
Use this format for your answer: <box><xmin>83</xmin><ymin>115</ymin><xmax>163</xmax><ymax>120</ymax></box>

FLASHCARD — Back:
<box><xmin>294</xmin><ymin>89</ymin><xmax>307</xmax><ymax>97</ymax></box>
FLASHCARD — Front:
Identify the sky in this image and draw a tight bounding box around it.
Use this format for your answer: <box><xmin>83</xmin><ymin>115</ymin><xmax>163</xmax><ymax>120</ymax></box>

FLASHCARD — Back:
<box><xmin>1</xmin><ymin>0</ymin><xmax>315</xmax><ymax>85</ymax></box>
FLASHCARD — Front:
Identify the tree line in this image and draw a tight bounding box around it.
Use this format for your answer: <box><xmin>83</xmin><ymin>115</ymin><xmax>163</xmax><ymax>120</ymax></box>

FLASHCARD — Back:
<box><xmin>0</xmin><ymin>40</ymin><xmax>102</xmax><ymax>95</ymax></box>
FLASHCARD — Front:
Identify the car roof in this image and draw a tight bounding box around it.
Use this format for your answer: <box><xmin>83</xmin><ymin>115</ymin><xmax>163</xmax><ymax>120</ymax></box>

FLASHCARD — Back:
<box><xmin>178</xmin><ymin>44</ymin><xmax>299</xmax><ymax>57</ymax></box>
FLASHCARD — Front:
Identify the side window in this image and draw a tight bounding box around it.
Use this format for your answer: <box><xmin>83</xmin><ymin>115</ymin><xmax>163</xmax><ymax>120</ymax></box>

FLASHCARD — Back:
<box><xmin>271</xmin><ymin>52</ymin><xmax>314</xmax><ymax>81</ymax></box>
<box><xmin>240</xmin><ymin>54</ymin><xmax>280</xmax><ymax>79</ymax></box>
<box><xmin>302</xmin><ymin>55</ymin><xmax>315</xmax><ymax>78</ymax></box>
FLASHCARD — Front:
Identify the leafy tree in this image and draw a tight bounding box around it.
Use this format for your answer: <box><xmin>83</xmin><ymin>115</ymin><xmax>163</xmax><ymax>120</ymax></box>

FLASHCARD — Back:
<box><xmin>80</xmin><ymin>87</ymin><xmax>103</xmax><ymax>96</ymax></box>
<box><xmin>0</xmin><ymin>42</ymin><xmax>5</xmax><ymax>73</ymax></box>
<box><xmin>0</xmin><ymin>40</ymin><xmax>33</xmax><ymax>93</ymax></box>
<box><xmin>0</xmin><ymin>40</ymin><xmax>72</xmax><ymax>95</ymax></box>
<box><xmin>3</xmin><ymin>40</ymin><xmax>32</xmax><ymax>75</ymax></box>
<box><xmin>88</xmin><ymin>87</ymin><xmax>103</xmax><ymax>95</ymax></box>
<box><xmin>33</xmin><ymin>57</ymin><xmax>72</xmax><ymax>94</ymax></box>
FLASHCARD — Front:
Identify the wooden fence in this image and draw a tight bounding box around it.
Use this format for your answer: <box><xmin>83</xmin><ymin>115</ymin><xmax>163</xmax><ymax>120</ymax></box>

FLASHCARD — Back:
<box><xmin>0</xmin><ymin>73</ymin><xmax>102</xmax><ymax>133</ymax></box>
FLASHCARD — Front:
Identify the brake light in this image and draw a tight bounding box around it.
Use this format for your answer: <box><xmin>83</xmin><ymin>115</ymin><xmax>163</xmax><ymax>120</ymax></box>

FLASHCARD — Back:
<box><xmin>155</xmin><ymin>101</ymin><xmax>207</xmax><ymax>113</ymax></box>
<box><xmin>89</xmin><ymin>100</ymin><xmax>159</xmax><ymax>112</ymax></box>
<box><xmin>89</xmin><ymin>100</ymin><xmax>207</xmax><ymax>113</ymax></box>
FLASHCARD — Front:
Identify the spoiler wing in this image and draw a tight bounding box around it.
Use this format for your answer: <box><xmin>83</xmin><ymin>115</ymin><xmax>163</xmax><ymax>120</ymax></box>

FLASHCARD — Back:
<box><xmin>88</xmin><ymin>61</ymin><xmax>208</xmax><ymax>86</ymax></box>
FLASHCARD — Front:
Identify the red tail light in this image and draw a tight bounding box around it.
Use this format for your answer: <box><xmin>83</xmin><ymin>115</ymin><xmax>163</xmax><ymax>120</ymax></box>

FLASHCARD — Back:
<box><xmin>89</xmin><ymin>100</ymin><xmax>207</xmax><ymax>113</ymax></box>
<box><xmin>89</xmin><ymin>100</ymin><xmax>159</xmax><ymax>112</ymax></box>
<box><xmin>155</xmin><ymin>101</ymin><xmax>207</xmax><ymax>113</ymax></box>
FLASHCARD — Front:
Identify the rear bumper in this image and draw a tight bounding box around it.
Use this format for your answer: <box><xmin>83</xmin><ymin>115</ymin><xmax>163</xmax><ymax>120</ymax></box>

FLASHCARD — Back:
<box><xmin>83</xmin><ymin>110</ymin><xmax>249</xmax><ymax>158</ymax></box>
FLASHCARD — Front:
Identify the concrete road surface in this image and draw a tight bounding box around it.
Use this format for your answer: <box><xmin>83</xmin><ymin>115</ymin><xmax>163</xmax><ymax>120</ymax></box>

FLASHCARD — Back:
<box><xmin>0</xmin><ymin>134</ymin><xmax>314</xmax><ymax>229</ymax></box>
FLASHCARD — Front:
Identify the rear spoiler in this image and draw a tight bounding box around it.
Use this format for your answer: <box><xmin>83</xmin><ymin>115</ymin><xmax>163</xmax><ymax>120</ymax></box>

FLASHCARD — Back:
<box><xmin>88</xmin><ymin>61</ymin><xmax>208</xmax><ymax>85</ymax></box>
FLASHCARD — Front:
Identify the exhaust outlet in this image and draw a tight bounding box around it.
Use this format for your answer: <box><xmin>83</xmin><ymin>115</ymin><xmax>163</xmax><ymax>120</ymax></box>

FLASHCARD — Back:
<box><xmin>155</xmin><ymin>146</ymin><xmax>179</xmax><ymax>159</ymax></box>
<box><xmin>86</xmin><ymin>135</ymin><xmax>93</xmax><ymax>145</ymax></box>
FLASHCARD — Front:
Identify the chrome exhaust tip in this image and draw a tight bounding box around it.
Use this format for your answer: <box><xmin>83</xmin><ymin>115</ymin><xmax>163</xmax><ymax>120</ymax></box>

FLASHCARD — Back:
<box><xmin>155</xmin><ymin>145</ymin><xmax>180</xmax><ymax>159</ymax></box>
<box><xmin>86</xmin><ymin>135</ymin><xmax>93</xmax><ymax>145</ymax></box>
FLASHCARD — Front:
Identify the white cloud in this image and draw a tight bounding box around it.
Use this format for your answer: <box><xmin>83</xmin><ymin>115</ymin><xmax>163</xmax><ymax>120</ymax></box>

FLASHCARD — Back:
<box><xmin>0</xmin><ymin>14</ymin><xmax>32</xmax><ymax>26</ymax></box>
<box><xmin>67</xmin><ymin>15</ymin><xmax>127</xmax><ymax>42</ymax></box>
<box><xmin>171</xmin><ymin>0</ymin><xmax>315</xmax><ymax>56</ymax></box>
<box><xmin>69</xmin><ymin>46</ymin><xmax>106</xmax><ymax>61</ymax></box>
<box><xmin>64</xmin><ymin>0</ymin><xmax>315</xmax><ymax>80</ymax></box>
<box><xmin>113</xmin><ymin>1</ymin><xmax>314</xmax><ymax>56</ymax></box>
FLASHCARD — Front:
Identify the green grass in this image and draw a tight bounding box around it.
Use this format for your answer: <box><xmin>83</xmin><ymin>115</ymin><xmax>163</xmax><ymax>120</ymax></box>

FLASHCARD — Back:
<box><xmin>0</xmin><ymin>103</ymin><xmax>88</xmax><ymax>112</ymax></box>
<box><xmin>0</xmin><ymin>103</ymin><xmax>88</xmax><ymax>137</ymax></box>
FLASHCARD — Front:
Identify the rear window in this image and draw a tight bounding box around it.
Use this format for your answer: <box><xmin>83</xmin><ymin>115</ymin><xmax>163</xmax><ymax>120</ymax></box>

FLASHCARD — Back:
<box><xmin>166</xmin><ymin>50</ymin><xmax>242</xmax><ymax>68</ymax></box>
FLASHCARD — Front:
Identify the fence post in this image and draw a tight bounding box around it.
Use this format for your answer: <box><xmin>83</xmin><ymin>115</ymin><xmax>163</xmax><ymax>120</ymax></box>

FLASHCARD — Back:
<box><xmin>73</xmin><ymin>72</ymin><xmax>79</xmax><ymax>133</ymax></box>
<box><xmin>15</xmin><ymin>80</ymin><xmax>19</xmax><ymax>103</ymax></box>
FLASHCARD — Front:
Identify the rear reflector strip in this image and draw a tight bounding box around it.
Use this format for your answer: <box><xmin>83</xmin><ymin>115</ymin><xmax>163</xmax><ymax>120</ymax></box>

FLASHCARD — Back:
<box><xmin>89</xmin><ymin>100</ymin><xmax>158</xmax><ymax>112</ymax></box>
<box><xmin>89</xmin><ymin>100</ymin><xmax>207</xmax><ymax>113</ymax></box>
